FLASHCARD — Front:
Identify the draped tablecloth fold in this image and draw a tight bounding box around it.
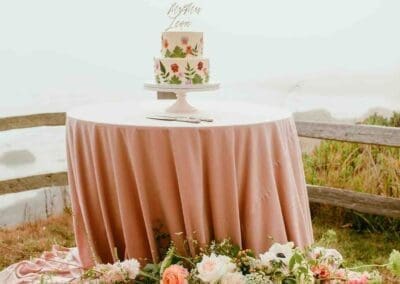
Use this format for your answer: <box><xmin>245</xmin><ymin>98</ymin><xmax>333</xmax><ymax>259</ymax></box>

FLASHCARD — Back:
<box><xmin>66</xmin><ymin>100</ymin><xmax>314</xmax><ymax>267</ymax></box>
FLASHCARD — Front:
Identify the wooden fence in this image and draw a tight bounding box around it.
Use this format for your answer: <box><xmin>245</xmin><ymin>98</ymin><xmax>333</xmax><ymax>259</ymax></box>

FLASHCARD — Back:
<box><xmin>1</xmin><ymin>112</ymin><xmax>400</xmax><ymax>218</ymax></box>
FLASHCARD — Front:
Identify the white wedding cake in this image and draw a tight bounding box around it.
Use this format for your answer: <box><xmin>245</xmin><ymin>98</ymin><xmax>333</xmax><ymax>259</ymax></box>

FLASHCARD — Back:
<box><xmin>154</xmin><ymin>31</ymin><xmax>210</xmax><ymax>85</ymax></box>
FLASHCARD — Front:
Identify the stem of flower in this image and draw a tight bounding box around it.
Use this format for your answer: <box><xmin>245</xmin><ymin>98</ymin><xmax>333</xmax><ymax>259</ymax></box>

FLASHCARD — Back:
<box><xmin>173</xmin><ymin>253</ymin><xmax>196</xmax><ymax>267</ymax></box>
<box><xmin>138</xmin><ymin>270</ymin><xmax>160</xmax><ymax>281</ymax></box>
<box><xmin>349</xmin><ymin>263</ymin><xmax>388</xmax><ymax>270</ymax></box>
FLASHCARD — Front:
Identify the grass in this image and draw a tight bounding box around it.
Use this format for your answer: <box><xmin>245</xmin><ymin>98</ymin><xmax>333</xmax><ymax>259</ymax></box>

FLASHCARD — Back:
<box><xmin>303</xmin><ymin>112</ymin><xmax>400</xmax><ymax>198</ymax></box>
<box><xmin>312</xmin><ymin>205</ymin><xmax>400</xmax><ymax>267</ymax></box>
<box><xmin>0</xmin><ymin>211</ymin><xmax>74</xmax><ymax>270</ymax></box>
<box><xmin>303</xmin><ymin>111</ymin><xmax>400</xmax><ymax>234</ymax></box>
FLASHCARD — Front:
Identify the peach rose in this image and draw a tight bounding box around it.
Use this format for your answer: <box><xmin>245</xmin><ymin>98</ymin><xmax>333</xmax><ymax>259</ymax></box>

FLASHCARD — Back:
<box><xmin>311</xmin><ymin>264</ymin><xmax>330</xmax><ymax>279</ymax></box>
<box><xmin>161</xmin><ymin>264</ymin><xmax>189</xmax><ymax>284</ymax></box>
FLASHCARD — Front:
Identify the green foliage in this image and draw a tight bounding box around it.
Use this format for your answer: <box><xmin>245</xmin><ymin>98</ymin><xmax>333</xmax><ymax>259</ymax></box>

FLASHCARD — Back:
<box><xmin>138</xmin><ymin>263</ymin><xmax>161</xmax><ymax>283</ymax></box>
<box><xmin>316</xmin><ymin>229</ymin><xmax>338</xmax><ymax>247</ymax></box>
<box><xmin>304</xmin><ymin>111</ymin><xmax>400</xmax><ymax>233</ymax></box>
<box><xmin>169</xmin><ymin>75</ymin><xmax>182</xmax><ymax>84</ymax></box>
<box><xmin>191</xmin><ymin>74</ymin><xmax>203</xmax><ymax>84</ymax></box>
<box><xmin>389</xmin><ymin>250</ymin><xmax>400</xmax><ymax>276</ymax></box>
<box><xmin>361</xmin><ymin>111</ymin><xmax>400</xmax><ymax>127</ymax></box>
<box><xmin>362</xmin><ymin>113</ymin><xmax>390</xmax><ymax>126</ymax></box>
<box><xmin>159</xmin><ymin>61</ymin><xmax>170</xmax><ymax>83</ymax></box>
<box><xmin>192</xmin><ymin>44</ymin><xmax>199</xmax><ymax>56</ymax></box>
<box><xmin>168</xmin><ymin>46</ymin><xmax>186</xmax><ymax>58</ymax></box>
<box><xmin>390</xmin><ymin>112</ymin><xmax>400</xmax><ymax>127</ymax></box>
<box><xmin>184</xmin><ymin>62</ymin><xmax>196</xmax><ymax>81</ymax></box>
<box><xmin>164</xmin><ymin>49</ymin><xmax>172</xmax><ymax>57</ymax></box>
<box><xmin>160</xmin><ymin>247</ymin><xmax>175</xmax><ymax>275</ymax></box>
<box><xmin>160</xmin><ymin>60</ymin><xmax>166</xmax><ymax>74</ymax></box>
<box><xmin>199</xmin><ymin>239</ymin><xmax>241</xmax><ymax>259</ymax></box>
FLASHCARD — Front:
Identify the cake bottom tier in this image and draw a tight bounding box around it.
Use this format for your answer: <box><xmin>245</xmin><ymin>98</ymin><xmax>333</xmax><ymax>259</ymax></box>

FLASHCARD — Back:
<box><xmin>154</xmin><ymin>57</ymin><xmax>210</xmax><ymax>85</ymax></box>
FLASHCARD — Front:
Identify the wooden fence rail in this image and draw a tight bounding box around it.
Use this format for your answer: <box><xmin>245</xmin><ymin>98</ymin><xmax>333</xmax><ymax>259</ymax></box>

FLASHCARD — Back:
<box><xmin>0</xmin><ymin>113</ymin><xmax>66</xmax><ymax>131</ymax></box>
<box><xmin>296</xmin><ymin>121</ymin><xmax>400</xmax><ymax>147</ymax></box>
<box><xmin>1</xmin><ymin>112</ymin><xmax>400</xmax><ymax>218</ymax></box>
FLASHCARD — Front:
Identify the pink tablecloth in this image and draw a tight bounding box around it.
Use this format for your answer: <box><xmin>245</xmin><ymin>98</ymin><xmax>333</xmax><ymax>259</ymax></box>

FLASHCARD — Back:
<box><xmin>66</xmin><ymin>100</ymin><xmax>313</xmax><ymax>268</ymax></box>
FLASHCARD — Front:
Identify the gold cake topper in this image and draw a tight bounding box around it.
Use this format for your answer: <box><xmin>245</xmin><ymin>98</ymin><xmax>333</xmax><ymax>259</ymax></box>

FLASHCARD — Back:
<box><xmin>166</xmin><ymin>2</ymin><xmax>201</xmax><ymax>31</ymax></box>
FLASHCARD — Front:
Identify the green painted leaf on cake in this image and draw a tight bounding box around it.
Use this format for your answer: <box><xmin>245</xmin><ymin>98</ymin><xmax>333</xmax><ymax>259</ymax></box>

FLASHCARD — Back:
<box><xmin>160</xmin><ymin>61</ymin><xmax>166</xmax><ymax>74</ymax></box>
<box><xmin>192</xmin><ymin>44</ymin><xmax>198</xmax><ymax>56</ymax></box>
<box><xmin>169</xmin><ymin>75</ymin><xmax>182</xmax><ymax>84</ymax></box>
<box><xmin>192</xmin><ymin>74</ymin><xmax>203</xmax><ymax>84</ymax></box>
<box><xmin>205</xmin><ymin>73</ymin><xmax>210</xmax><ymax>83</ymax></box>
<box><xmin>155</xmin><ymin>75</ymin><xmax>161</xmax><ymax>84</ymax></box>
<box><xmin>170</xmin><ymin>46</ymin><xmax>186</xmax><ymax>58</ymax></box>
<box><xmin>165</xmin><ymin>49</ymin><xmax>172</xmax><ymax>57</ymax></box>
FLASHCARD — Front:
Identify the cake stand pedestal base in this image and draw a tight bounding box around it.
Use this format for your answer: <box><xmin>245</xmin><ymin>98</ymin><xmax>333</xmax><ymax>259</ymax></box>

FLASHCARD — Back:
<box><xmin>144</xmin><ymin>82</ymin><xmax>220</xmax><ymax>114</ymax></box>
<box><xmin>166</xmin><ymin>92</ymin><xmax>197</xmax><ymax>113</ymax></box>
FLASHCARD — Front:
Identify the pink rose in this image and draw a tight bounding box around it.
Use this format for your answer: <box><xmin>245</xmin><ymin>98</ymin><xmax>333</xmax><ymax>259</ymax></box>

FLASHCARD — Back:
<box><xmin>348</xmin><ymin>275</ymin><xmax>368</xmax><ymax>284</ymax></box>
<box><xmin>161</xmin><ymin>264</ymin><xmax>189</xmax><ymax>284</ymax></box>
<box><xmin>311</xmin><ymin>264</ymin><xmax>330</xmax><ymax>279</ymax></box>
<box><xmin>335</xmin><ymin>268</ymin><xmax>346</xmax><ymax>279</ymax></box>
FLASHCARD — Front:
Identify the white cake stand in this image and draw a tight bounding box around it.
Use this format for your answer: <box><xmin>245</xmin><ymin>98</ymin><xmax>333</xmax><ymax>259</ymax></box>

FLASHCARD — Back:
<box><xmin>144</xmin><ymin>82</ymin><xmax>220</xmax><ymax>113</ymax></box>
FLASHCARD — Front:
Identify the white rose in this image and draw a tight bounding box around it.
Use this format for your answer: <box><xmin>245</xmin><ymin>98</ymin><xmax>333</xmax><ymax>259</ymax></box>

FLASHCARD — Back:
<box><xmin>220</xmin><ymin>272</ymin><xmax>246</xmax><ymax>284</ymax></box>
<box><xmin>196</xmin><ymin>253</ymin><xmax>236</xmax><ymax>283</ymax></box>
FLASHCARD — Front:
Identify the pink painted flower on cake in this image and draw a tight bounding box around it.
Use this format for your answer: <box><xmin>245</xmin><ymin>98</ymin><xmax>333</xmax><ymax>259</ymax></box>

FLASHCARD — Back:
<box><xmin>197</xmin><ymin>61</ymin><xmax>204</xmax><ymax>70</ymax></box>
<box><xmin>181</xmin><ymin>36</ymin><xmax>189</xmax><ymax>45</ymax></box>
<box><xmin>163</xmin><ymin>39</ymin><xmax>169</xmax><ymax>48</ymax></box>
<box><xmin>171</xmin><ymin>64</ymin><xmax>179</xmax><ymax>73</ymax></box>
<box><xmin>161</xmin><ymin>264</ymin><xmax>189</xmax><ymax>284</ymax></box>
<box><xmin>186</xmin><ymin>46</ymin><xmax>193</xmax><ymax>55</ymax></box>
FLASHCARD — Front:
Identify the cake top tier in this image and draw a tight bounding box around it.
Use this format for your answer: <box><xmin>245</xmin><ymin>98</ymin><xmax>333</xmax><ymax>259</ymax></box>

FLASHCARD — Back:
<box><xmin>161</xmin><ymin>31</ymin><xmax>203</xmax><ymax>58</ymax></box>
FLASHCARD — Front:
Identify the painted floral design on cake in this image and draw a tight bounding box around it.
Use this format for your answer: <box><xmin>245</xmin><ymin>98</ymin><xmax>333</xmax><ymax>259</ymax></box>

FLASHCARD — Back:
<box><xmin>161</xmin><ymin>32</ymin><xmax>203</xmax><ymax>58</ymax></box>
<box><xmin>155</xmin><ymin>31</ymin><xmax>210</xmax><ymax>85</ymax></box>
<box><xmin>154</xmin><ymin>58</ymin><xmax>209</xmax><ymax>85</ymax></box>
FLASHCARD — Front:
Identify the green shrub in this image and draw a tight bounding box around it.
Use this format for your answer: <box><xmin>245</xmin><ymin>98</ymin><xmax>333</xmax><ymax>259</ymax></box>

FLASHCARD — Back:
<box><xmin>304</xmin><ymin>111</ymin><xmax>400</xmax><ymax>232</ymax></box>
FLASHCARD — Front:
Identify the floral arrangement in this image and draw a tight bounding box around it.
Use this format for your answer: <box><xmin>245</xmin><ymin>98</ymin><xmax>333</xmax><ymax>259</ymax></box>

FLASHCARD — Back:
<box><xmin>77</xmin><ymin>239</ymin><xmax>400</xmax><ymax>283</ymax></box>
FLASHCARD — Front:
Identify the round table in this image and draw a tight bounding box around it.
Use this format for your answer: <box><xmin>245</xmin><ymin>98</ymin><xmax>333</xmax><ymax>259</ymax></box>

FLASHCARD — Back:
<box><xmin>66</xmin><ymin>100</ymin><xmax>313</xmax><ymax>268</ymax></box>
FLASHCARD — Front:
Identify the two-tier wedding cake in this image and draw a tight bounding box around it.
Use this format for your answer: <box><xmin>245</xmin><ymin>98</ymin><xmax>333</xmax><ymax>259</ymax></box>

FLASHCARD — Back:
<box><xmin>154</xmin><ymin>31</ymin><xmax>210</xmax><ymax>85</ymax></box>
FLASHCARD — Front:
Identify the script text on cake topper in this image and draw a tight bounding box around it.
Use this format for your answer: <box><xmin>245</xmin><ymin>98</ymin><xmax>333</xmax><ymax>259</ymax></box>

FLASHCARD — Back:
<box><xmin>166</xmin><ymin>2</ymin><xmax>201</xmax><ymax>31</ymax></box>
